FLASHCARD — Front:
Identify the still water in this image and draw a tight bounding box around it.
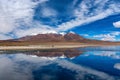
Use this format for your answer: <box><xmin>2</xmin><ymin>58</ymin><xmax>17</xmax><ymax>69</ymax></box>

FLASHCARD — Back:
<box><xmin>0</xmin><ymin>46</ymin><xmax>120</xmax><ymax>80</ymax></box>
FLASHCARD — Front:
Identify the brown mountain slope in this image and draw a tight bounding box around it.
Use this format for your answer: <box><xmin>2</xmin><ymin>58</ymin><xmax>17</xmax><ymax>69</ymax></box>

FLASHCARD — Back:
<box><xmin>0</xmin><ymin>33</ymin><xmax>120</xmax><ymax>46</ymax></box>
<box><xmin>18</xmin><ymin>33</ymin><xmax>85</xmax><ymax>42</ymax></box>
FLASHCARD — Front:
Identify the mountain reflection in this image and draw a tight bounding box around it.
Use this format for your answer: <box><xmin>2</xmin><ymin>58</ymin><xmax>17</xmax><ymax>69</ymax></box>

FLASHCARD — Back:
<box><xmin>1</xmin><ymin>49</ymin><xmax>83</xmax><ymax>58</ymax></box>
<box><xmin>0</xmin><ymin>47</ymin><xmax>120</xmax><ymax>80</ymax></box>
<box><xmin>25</xmin><ymin>49</ymin><xmax>83</xmax><ymax>58</ymax></box>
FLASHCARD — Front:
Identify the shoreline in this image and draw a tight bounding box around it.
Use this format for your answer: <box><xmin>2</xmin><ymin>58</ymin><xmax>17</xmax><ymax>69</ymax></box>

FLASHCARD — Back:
<box><xmin>0</xmin><ymin>44</ymin><xmax>119</xmax><ymax>50</ymax></box>
<box><xmin>0</xmin><ymin>44</ymin><xmax>88</xmax><ymax>50</ymax></box>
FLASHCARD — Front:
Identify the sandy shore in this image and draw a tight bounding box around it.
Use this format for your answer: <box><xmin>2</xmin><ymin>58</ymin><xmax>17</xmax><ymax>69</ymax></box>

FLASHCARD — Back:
<box><xmin>0</xmin><ymin>44</ymin><xmax>118</xmax><ymax>50</ymax></box>
<box><xmin>0</xmin><ymin>44</ymin><xmax>93</xmax><ymax>50</ymax></box>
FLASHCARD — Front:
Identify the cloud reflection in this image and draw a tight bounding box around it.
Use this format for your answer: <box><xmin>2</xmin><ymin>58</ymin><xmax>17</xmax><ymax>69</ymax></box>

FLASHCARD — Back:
<box><xmin>0</xmin><ymin>52</ymin><xmax>119</xmax><ymax>80</ymax></box>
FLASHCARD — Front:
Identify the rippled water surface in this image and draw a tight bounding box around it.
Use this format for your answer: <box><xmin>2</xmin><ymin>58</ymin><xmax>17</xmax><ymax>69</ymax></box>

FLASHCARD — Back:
<box><xmin>0</xmin><ymin>46</ymin><xmax>120</xmax><ymax>80</ymax></box>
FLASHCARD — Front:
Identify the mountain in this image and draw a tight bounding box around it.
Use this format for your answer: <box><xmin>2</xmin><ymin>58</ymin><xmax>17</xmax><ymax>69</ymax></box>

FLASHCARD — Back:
<box><xmin>18</xmin><ymin>32</ymin><xmax>85</xmax><ymax>42</ymax></box>
<box><xmin>0</xmin><ymin>32</ymin><xmax>120</xmax><ymax>46</ymax></box>
<box><xmin>17</xmin><ymin>32</ymin><xmax>116</xmax><ymax>44</ymax></box>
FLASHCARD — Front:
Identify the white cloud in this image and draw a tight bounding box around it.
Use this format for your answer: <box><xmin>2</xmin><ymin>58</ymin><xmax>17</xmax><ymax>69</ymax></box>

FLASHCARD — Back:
<box><xmin>0</xmin><ymin>0</ymin><xmax>48</xmax><ymax>39</ymax></box>
<box><xmin>0</xmin><ymin>34</ymin><xmax>12</xmax><ymax>40</ymax></box>
<box><xmin>15</xmin><ymin>23</ymin><xmax>57</xmax><ymax>37</ymax></box>
<box><xmin>111</xmin><ymin>32</ymin><xmax>120</xmax><ymax>36</ymax></box>
<box><xmin>56</xmin><ymin>0</ymin><xmax>120</xmax><ymax>31</ymax></box>
<box><xmin>15</xmin><ymin>28</ymin><xmax>57</xmax><ymax>38</ymax></box>
<box><xmin>94</xmin><ymin>34</ymin><xmax>115</xmax><ymax>41</ymax></box>
<box><xmin>41</xmin><ymin>7</ymin><xmax>57</xmax><ymax>17</ymax></box>
<box><xmin>0</xmin><ymin>0</ymin><xmax>36</xmax><ymax>33</ymax></box>
<box><xmin>72</xmin><ymin>0</ymin><xmax>78</xmax><ymax>6</ymax></box>
<box><xmin>93</xmin><ymin>32</ymin><xmax>120</xmax><ymax>41</ymax></box>
<box><xmin>101</xmin><ymin>34</ymin><xmax>116</xmax><ymax>41</ymax></box>
<box><xmin>114</xmin><ymin>63</ymin><xmax>120</xmax><ymax>70</ymax></box>
<box><xmin>81</xmin><ymin>34</ymin><xmax>89</xmax><ymax>37</ymax></box>
<box><xmin>113</xmin><ymin>21</ymin><xmax>120</xmax><ymax>28</ymax></box>
<box><xmin>0</xmin><ymin>0</ymin><xmax>120</xmax><ymax>40</ymax></box>
<box><xmin>57</xmin><ymin>10</ymin><xmax>114</xmax><ymax>31</ymax></box>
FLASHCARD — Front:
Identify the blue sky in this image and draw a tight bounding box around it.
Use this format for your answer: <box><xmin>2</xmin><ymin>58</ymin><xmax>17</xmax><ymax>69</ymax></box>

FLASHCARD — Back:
<box><xmin>0</xmin><ymin>0</ymin><xmax>120</xmax><ymax>41</ymax></box>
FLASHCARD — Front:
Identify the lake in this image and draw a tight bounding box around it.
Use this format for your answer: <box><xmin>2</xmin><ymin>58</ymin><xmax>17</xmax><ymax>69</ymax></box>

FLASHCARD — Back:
<box><xmin>0</xmin><ymin>46</ymin><xmax>120</xmax><ymax>80</ymax></box>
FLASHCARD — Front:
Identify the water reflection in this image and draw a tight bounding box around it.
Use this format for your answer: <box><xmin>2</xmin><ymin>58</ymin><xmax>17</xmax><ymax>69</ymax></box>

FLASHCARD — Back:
<box><xmin>0</xmin><ymin>47</ymin><xmax>120</xmax><ymax>80</ymax></box>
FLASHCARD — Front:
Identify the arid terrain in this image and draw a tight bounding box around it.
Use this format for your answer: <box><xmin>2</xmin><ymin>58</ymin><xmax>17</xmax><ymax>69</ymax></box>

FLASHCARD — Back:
<box><xmin>0</xmin><ymin>33</ymin><xmax>120</xmax><ymax>50</ymax></box>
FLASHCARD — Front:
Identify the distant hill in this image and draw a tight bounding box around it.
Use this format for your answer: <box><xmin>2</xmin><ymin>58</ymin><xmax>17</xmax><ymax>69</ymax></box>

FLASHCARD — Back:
<box><xmin>18</xmin><ymin>32</ymin><xmax>85</xmax><ymax>42</ymax></box>
<box><xmin>17</xmin><ymin>32</ymin><xmax>120</xmax><ymax>44</ymax></box>
<box><xmin>0</xmin><ymin>32</ymin><xmax>120</xmax><ymax>46</ymax></box>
